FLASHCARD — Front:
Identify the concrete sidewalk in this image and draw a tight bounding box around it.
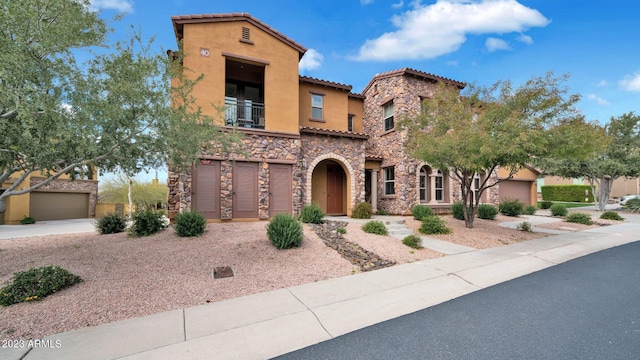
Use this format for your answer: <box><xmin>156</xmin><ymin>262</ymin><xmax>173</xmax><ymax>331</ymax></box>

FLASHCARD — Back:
<box><xmin>4</xmin><ymin>219</ymin><xmax>640</xmax><ymax>360</ymax></box>
<box><xmin>0</xmin><ymin>218</ymin><xmax>96</xmax><ymax>240</ymax></box>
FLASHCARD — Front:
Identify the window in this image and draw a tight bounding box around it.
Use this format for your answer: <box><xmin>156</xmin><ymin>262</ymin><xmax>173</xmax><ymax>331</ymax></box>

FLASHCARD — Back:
<box><xmin>419</xmin><ymin>167</ymin><xmax>427</xmax><ymax>201</ymax></box>
<box><xmin>471</xmin><ymin>173</ymin><xmax>481</xmax><ymax>200</ymax></box>
<box><xmin>383</xmin><ymin>102</ymin><xmax>394</xmax><ymax>131</ymax></box>
<box><xmin>311</xmin><ymin>94</ymin><xmax>323</xmax><ymax>120</ymax></box>
<box><xmin>435</xmin><ymin>170</ymin><xmax>444</xmax><ymax>201</ymax></box>
<box><xmin>348</xmin><ymin>114</ymin><xmax>354</xmax><ymax>132</ymax></box>
<box><xmin>384</xmin><ymin>167</ymin><xmax>395</xmax><ymax>195</ymax></box>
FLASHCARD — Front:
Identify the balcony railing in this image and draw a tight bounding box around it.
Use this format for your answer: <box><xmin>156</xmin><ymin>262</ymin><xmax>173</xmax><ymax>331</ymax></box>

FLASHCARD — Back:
<box><xmin>225</xmin><ymin>97</ymin><xmax>265</xmax><ymax>129</ymax></box>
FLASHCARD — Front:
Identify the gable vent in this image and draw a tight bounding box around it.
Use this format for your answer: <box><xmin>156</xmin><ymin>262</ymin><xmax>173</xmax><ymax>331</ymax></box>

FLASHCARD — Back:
<box><xmin>242</xmin><ymin>27</ymin><xmax>250</xmax><ymax>41</ymax></box>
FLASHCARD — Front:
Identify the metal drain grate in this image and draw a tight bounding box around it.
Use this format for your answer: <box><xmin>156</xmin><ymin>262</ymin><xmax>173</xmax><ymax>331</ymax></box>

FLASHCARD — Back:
<box><xmin>212</xmin><ymin>266</ymin><xmax>234</xmax><ymax>279</ymax></box>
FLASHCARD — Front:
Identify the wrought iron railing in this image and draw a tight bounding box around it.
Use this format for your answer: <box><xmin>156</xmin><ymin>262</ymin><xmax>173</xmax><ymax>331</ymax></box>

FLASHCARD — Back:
<box><xmin>225</xmin><ymin>98</ymin><xmax>265</xmax><ymax>129</ymax></box>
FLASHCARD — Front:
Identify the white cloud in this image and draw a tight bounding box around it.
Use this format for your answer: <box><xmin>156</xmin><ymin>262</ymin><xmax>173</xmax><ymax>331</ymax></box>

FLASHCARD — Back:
<box><xmin>485</xmin><ymin>37</ymin><xmax>510</xmax><ymax>52</ymax></box>
<box><xmin>90</xmin><ymin>0</ymin><xmax>133</xmax><ymax>12</ymax></box>
<box><xmin>351</xmin><ymin>0</ymin><xmax>549</xmax><ymax>61</ymax></box>
<box><xmin>619</xmin><ymin>72</ymin><xmax>640</xmax><ymax>92</ymax></box>
<box><xmin>299</xmin><ymin>49</ymin><xmax>324</xmax><ymax>71</ymax></box>
<box><xmin>517</xmin><ymin>34</ymin><xmax>533</xmax><ymax>44</ymax></box>
<box><xmin>392</xmin><ymin>0</ymin><xmax>404</xmax><ymax>9</ymax></box>
<box><xmin>587</xmin><ymin>94</ymin><xmax>610</xmax><ymax>106</ymax></box>
<box><xmin>361</xmin><ymin>0</ymin><xmax>375</xmax><ymax>5</ymax></box>
<box><xmin>597</xmin><ymin>79</ymin><xmax>608</xmax><ymax>87</ymax></box>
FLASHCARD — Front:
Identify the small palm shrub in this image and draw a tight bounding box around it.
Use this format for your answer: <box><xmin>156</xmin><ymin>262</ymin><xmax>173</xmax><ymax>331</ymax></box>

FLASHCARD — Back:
<box><xmin>499</xmin><ymin>199</ymin><xmax>524</xmax><ymax>217</ymax></box>
<box><xmin>419</xmin><ymin>216</ymin><xmax>451</xmax><ymax>235</ymax></box>
<box><xmin>20</xmin><ymin>216</ymin><xmax>36</xmax><ymax>224</ymax></box>
<box><xmin>95</xmin><ymin>213</ymin><xmax>127</xmax><ymax>234</ymax></box>
<box><xmin>0</xmin><ymin>266</ymin><xmax>82</xmax><ymax>306</ymax></box>
<box><xmin>336</xmin><ymin>227</ymin><xmax>347</xmax><ymax>234</ymax></box>
<box><xmin>517</xmin><ymin>221</ymin><xmax>533</xmax><ymax>232</ymax></box>
<box><xmin>624</xmin><ymin>198</ymin><xmax>640</xmax><ymax>213</ymax></box>
<box><xmin>351</xmin><ymin>202</ymin><xmax>373</xmax><ymax>219</ymax></box>
<box><xmin>565</xmin><ymin>212</ymin><xmax>593</xmax><ymax>225</ymax></box>
<box><xmin>451</xmin><ymin>201</ymin><xmax>465</xmax><ymax>220</ymax></box>
<box><xmin>600</xmin><ymin>211</ymin><xmax>624</xmax><ymax>221</ymax></box>
<box><xmin>299</xmin><ymin>204</ymin><xmax>324</xmax><ymax>224</ymax></box>
<box><xmin>174</xmin><ymin>211</ymin><xmax>207</xmax><ymax>237</ymax></box>
<box><xmin>402</xmin><ymin>234</ymin><xmax>423</xmax><ymax>249</ymax></box>
<box><xmin>411</xmin><ymin>205</ymin><xmax>434</xmax><ymax>220</ymax></box>
<box><xmin>267</xmin><ymin>214</ymin><xmax>304</xmax><ymax>249</ymax></box>
<box><xmin>361</xmin><ymin>221</ymin><xmax>388</xmax><ymax>235</ymax></box>
<box><xmin>539</xmin><ymin>200</ymin><xmax>553</xmax><ymax>209</ymax></box>
<box><xmin>477</xmin><ymin>204</ymin><xmax>498</xmax><ymax>220</ymax></box>
<box><xmin>129</xmin><ymin>209</ymin><xmax>168</xmax><ymax>237</ymax></box>
<box><xmin>523</xmin><ymin>205</ymin><xmax>537</xmax><ymax>215</ymax></box>
<box><xmin>550</xmin><ymin>204</ymin><xmax>568</xmax><ymax>217</ymax></box>
<box><xmin>375</xmin><ymin>209</ymin><xmax>391</xmax><ymax>215</ymax></box>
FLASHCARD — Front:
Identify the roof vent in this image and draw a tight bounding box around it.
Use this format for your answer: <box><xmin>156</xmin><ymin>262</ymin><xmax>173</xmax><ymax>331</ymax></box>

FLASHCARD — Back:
<box><xmin>240</xmin><ymin>27</ymin><xmax>253</xmax><ymax>44</ymax></box>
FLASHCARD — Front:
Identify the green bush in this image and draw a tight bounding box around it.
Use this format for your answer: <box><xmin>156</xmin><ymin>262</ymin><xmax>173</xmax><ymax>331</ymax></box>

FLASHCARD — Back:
<box><xmin>402</xmin><ymin>234</ymin><xmax>423</xmax><ymax>249</ymax></box>
<box><xmin>174</xmin><ymin>211</ymin><xmax>207</xmax><ymax>237</ymax></box>
<box><xmin>477</xmin><ymin>204</ymin><xmax>498</xmax><ymax>220</ymax></box>
<box><xmin>361</xmin><ymin>221</ymin><xmax>388</xmax><ymax>235</ymax></box>
<box><xmin>299</xmin><ymin>204</ymin><xmax>324</xmax><ymax>224</ymax></box>
<box><xmin>351</xmin><ymin>202</ymin><xmax>373</xmax><ymax>219</ymax></box>
<box><xmin>419</xmin><ymin>216</ymin><xmax>451</xmax><ymax>235</ymax></box>
<box><xmin>411</xmin><ymin>205</ymin><xmax>434</xmax><ymax>220</ymax></box>
<box><xmin>375</xmin><ymin>209</ymin><xmax>391</xmax><ymax>215</ymax></box>
<box><xmin>517</xmin><ymin>221</ymin><xmax>533</xmax><ymax>232</ymax></box>
<box><xmin>600</xmin><ymin>211</ymin><xmax>624</xmax><ymax>221</ymax></box>
<box><xmin>550</xmin><ymin>204</ymin><xmax>568</xmax><ymax>217</ymax></box>
<box><xmin>624</xmin><ymin>198</ymin><xmax>640</xmax><ymax>213</ymax></box>
<box><xmin>565</xmin><ymin>212</ymin><xmax>593</xmax><ymax>225</ymax></box>
<box><xmin>523</xmin><ymin>205</ymin><xmax>537</xmax><ymax>215</ymax></box>
<box><xmin>499</xmin><ymin>199</ymin><xmax>524</xmax><ymax>217</ymax></box>
<box><xmin>266</xmin><ymin>214</ymin><xmax>304</xmax><ymax>249</ymax></box>
<box><xmin>539</xmin><ymin>200</ymin><xmax>553</xmax><ymax>209</ymax></box>
<box><xmin>95</xmin><ymin>213</ymin><xmax>127</xmax><ymax>234</ymax></box>
<box><xmin>451</xmin><ymin>201</ymin><xmax>465</xmax><ymax>220</ymax></box>
<box><xmin>541</xmin><ymin>185</ymin><xmax>594</xmax><ymax>202</ymax></box>
<box><xmin>129</xmin><ymin>209</ymin><xmax>168</xmax><ymax>237</ymax></box>
<box><xmin>20</xmin><ymin>216</ymin><xmax>36</xmax><ymax>225</ymax></box>
<box><xmin>0</xmin><ymin>266</ymin><xmax>82</xmax><ymax>306</ymax></box>
<box><xmin>336</xmin><ymin>227</ymin><xmax>346</xmax><ymax>234</ymax></box>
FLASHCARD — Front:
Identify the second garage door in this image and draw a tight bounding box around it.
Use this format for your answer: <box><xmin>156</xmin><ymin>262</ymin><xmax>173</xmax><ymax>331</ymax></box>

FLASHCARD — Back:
<box><xmin>499</xmin><ymin>180</ymin><xmax>534</xmax><ymax>205</ymax></box>
<box><xmin>30</xmin><ymin>192</ymin><xmax>89</xmax><ymax>221</ymax></box>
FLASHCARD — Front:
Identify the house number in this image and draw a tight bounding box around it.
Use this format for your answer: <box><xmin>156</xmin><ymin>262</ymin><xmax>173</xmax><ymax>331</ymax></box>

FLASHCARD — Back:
<box><xmin>200</xmin><ymin>48</ymin><xmax>210</xmax><ymax>57</ymax></box>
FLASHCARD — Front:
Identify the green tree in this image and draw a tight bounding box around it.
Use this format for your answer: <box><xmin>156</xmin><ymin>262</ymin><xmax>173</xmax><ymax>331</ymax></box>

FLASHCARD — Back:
<box><xmin>0</xmin><ymin>0</ymin><xmax>241</xmax><ymax>218</ymax></box>
<box><xmin>540</xmin><ymin>112</ymin><xmax>640</xmax><ymax>210</ymax></box>
<box><xmin>402</xmin><ymin>73</ymin><xmax>587</xmax><ymax>228</ymax></box>
<box><xmin>98</xmin><ymin>175</ymin><xmax>168</xmax><ymax>209</ymax></box>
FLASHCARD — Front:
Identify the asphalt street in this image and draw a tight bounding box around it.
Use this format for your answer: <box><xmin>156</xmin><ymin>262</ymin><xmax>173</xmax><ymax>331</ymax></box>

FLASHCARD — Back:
<box><xmin>274</xmin><ymin>240</ymin><xmax>640</xmax><ymax>360</ymax></box>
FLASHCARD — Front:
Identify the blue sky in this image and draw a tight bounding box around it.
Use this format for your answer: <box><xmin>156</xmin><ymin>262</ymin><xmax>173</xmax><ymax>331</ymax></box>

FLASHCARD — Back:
<box><xmin>91</xmin><ymin>0</ymin><xmax>640</xmax><ymax>182</ymax></box>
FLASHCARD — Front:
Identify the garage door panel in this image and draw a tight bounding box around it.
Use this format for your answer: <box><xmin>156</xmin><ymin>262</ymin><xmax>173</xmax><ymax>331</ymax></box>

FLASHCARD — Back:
<box><xmin>193</xmin><ymin>161</ymin><xmax>221</xmax><ymax>219</ymax></box>
<box><xmin>30</xmin><ymin>192</ymin><xmax>89</xmax><ymax>221</ymax></box>
<box><xmin>269</xmin><ymin>164</ymin><xmax>292</xmax><ymax>216</ymax></box>
<box><xmin>233</xmin><ymin>162</ymin><xmax>258</xmax><ymax>218</ymax></box>
<box><xmin>499</xmin><ymin>181</ymin><xmax>533</xmax><ymax>205</ymax></box>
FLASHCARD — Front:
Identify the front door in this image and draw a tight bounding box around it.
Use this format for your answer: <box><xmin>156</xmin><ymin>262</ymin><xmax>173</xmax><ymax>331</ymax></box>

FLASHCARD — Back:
<box><xmin>326</xmin><ymin>164</ymin><xmax>344</xmax><ymax>214</ymax></box>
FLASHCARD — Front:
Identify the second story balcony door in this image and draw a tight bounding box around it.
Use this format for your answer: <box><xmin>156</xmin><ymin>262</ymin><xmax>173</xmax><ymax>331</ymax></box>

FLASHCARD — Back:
<box><xmin>225</xmin><ymin>58</ymin><xmax>265</xmax><ymax>130</ymax></box>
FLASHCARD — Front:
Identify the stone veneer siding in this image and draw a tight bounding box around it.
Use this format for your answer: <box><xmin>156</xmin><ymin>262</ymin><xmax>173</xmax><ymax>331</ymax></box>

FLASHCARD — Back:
<box><xmin>167</xmin><ymin>132</ymin><xmax>302</xmax><ymax>220</ymax></box>
<box><xmin>300</xmin><ymin>133</ymin><xmax>367</xmax><ymax>212</ymax></box>
<box><xmin>30</xmin><ymin>177</ymin><xmax>98</xmax><ymax>217</ymax></box>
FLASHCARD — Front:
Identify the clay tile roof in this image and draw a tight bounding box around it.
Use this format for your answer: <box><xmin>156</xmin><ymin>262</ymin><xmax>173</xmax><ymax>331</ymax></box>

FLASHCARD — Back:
<box><xmin>362</xmin><ymin>67</ymin><xmax>466</xmax><ymax>94</ymax></box>
<box><xmin>171</xmin><ymin>13</ymin><xmax>307</xmax><ymax>56</ymax></box>
<box><xmin>299</xmin><ymin>76</ymin><xmax>352</xmax><ymax>92</ymax></box>
<box><xmin>299</xmin><ymin>126</ymin><xmax>368</xmax><ymax>140</ymax></box>
<box><xmin>365</xmin><ymin>154</ymin><xmax>384</xmax><ymax>161</ymax></box>
<box><xmin>348</xmin><ymin>92</ymin><xmax>365</xmax><ymax>100</ymax></box>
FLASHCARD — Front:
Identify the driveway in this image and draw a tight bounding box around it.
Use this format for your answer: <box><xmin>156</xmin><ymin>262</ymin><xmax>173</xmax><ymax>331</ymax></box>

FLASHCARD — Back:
<box><xmin>0</xmin><ymin>218</ymin><xmax>96</xmax><ymax>240</ymax></box>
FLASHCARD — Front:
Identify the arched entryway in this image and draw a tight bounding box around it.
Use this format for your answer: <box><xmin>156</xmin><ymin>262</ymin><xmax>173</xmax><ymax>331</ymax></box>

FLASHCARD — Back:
<box><xmin>306</xmin><ymin>155</ymin><xmax>354</xmax><ymax>216</ymax></box>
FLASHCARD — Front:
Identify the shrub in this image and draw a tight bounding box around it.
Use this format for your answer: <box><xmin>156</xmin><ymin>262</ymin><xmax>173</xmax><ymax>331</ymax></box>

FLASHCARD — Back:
<box><xmin>402</xmin><ymin>234</ymin><xmax>423</xmax><ymax>249</ymax></box>
<box><xmin>419</xmin><ymin>216</ymin><xmax>451</xmax><ymax>235</ymax></box>
<box><xmin>477</xmin><ymin>204</ymin><xmax>498</xmax><ymax>220</ymax></box>
<box><xmin>129</xmin><ymin>209</ymin><xmax>168</xmax><ymax>237</ymax></box>
<box><xmin>451</xmin><ymin>201</ymin><xmax>465</xmax><ymax>220</ymax></box>
<box><xmin>539</xmin><ymin>200</ymin><xmax>553</xmax><ymax>209</ymax></box>
<box><xmin>411</xmin><ymin>205</ymin><xmax>434</xmax><ymax>220</ymax></box>
<box><xmin>550</xmin><ymin>204</ymin><xmax>568</xmax><ymax>217</ymax></box>
<box><xmin>20</xmin><ymin>216</ymin><xmax>36</xmax><ymax>225</ymax></box>
<box><xmin>336</xmin><ymin>227</ymin><xmax>347</xmax><ymax>235</ymax></box>
<box><xmin>565</xmin><ymin>212</ymin><xmax>593</xmax><ymax>225</ymax></box>
<box><xmin>499</xmin><ymin>199</ymin><xmax>524</xmax><ymax>217</ymax></box>
<box><xmin>361</xmin><ymin>221</ymin><xmax>388</xmax><ymax>235</ymax></box>
<box><xmin>541</xmin><ymin>185</ymin><xmax>594</xmax><ymax>202</ymax></box>
<box><xmin>0</xmin><ymin>266</ymin><xmax>82</xmax><ymax>306</ymax></box>
<box><xmin>624</xmin><ymin>198</ymin><xmax>640</xmax><ymax>213</ymax></box>
<box><xmin>517</xmin><ymin>221</ymin><xmax>533</xmax><ymax>232</ymax></box>
<box><xmin>174</xmin><ymin>211</ymin><xmax>207</xmax><ymax>237</ymax></box>
<box><xmin>351</xmin><ymin>202</ymin><xmax>373</xmax><ymax>219</ymax></box>
<box><xmin>600</xmin><ymin>211</ymin><xmax>624</xmax><ymax>221</ymax></box>
<box><xmin>375</xmin><ymin>209</ymin><xmax>391</xmax><ymax>215</ymax></box>
<box><xmin>266</xmin><ymin>214</ymin><xmax>303</xmax><ymax>249</ymax></box>
<box><xmin>523</xmin><ymin>205</ymin><xmax>537</xmax><ymax>215</ymax></box>
<box><xmin>299</xmin><ymin>204</ymin><xmax>324</xmax><ymax>224</ymax></box>
<box><xmin>95</xmin><ymin>213</ymin><xmax>127</xmax><ymax>234</ymax></box>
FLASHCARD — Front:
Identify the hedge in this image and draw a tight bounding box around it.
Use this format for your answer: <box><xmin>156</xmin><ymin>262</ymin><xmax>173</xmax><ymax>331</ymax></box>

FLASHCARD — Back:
<box><xmin>541</xmin><ymin>185</ymin><xmax>594</xmax><ymax>202</ymax></box>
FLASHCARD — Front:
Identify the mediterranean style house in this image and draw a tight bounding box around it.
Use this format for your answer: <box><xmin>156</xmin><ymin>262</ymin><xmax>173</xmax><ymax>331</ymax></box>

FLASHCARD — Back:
<box><xmin>166</xmin><ymin>13</ymin><xmax>538</xmax><ymax>221</ymax></box>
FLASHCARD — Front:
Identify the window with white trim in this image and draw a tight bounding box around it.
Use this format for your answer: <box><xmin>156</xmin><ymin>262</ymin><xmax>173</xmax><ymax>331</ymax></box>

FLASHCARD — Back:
<box><xmin>419</xmin><ymin>166</ymin><xmax>427</xmax><ymax>201</ymax></box>
<box><xmin>435</xmin><ymin>170</ymin><xmax>444</xmax><ymax>201</ymax></box>
<box><xmin>384</xmin><ymin>167</ymin><xmax>395</xmax><ymax>195</ymax></box>
<box><xmin>383</xmin><ymin>101</ymin><xmax>394</xmax><ymax>131</ymax></box>
<box><xmin>311</xmin><ymin>94</ymin><xmax>323</xmax><ymax>120</ymax></box>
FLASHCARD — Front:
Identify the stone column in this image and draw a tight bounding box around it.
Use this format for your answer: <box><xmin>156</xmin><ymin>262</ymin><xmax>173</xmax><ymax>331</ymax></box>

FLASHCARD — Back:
<box><xmin>429</xmin><ymin>174</ymin><xmax>438</xmax><ymax>204</ymax></box>
<box><xmin>371</xmin><ymin>170</ymin><xmax>378</xmax><ymax>212</ymax></box>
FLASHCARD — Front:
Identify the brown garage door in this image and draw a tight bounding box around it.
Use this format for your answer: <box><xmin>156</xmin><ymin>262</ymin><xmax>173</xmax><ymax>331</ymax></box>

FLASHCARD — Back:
<box><xmin>499</xmin><ymin>180</ymin><xmax>533</xmax><ymax>205</ymax></box>
<box><xmin>269</xmin><ymin>164</ymin><xmax>292</xmax><ymax>216</ymax></box>
<box><xmin>233</xmin><ymin>162</ymin><xmax>258</xmax><ymax>218</ymax></box>
<box><xmin>30</xmin><ymin>192</ymin><xmax>89</xmax><ymax>221</ymax></box>
<box><xmin>192</xmin><ymin>161</ymin><xmax>221</xmax><ymax>219</ymax></box>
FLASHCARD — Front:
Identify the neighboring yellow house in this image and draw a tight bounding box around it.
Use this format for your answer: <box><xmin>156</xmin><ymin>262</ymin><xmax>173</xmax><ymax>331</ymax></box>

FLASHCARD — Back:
<box><xmin>1</xmin><ymin>170</ymin><xmax>98</xmax><ymax>224</ymax></box>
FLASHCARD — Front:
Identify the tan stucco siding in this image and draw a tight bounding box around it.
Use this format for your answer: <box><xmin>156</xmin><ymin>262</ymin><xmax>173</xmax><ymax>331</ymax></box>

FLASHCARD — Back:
<box><xmin>348</xmin><ymin>97</ymin><xmax>364</xmax><ymax>133</ymax></box>
<box><xmin>299</xmin><ymin>83</ymin><xmax>350</xmax><ymax>131</ymax></box>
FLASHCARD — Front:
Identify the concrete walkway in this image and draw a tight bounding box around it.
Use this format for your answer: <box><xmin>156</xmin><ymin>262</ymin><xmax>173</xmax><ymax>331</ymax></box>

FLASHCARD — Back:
<box><xmin>0</xmin><ymin>218</ymin><xmax>96</xmax><ymax>240</ymax></box>
<box><xmin>4</xmin><ymin>215</ymin><xmax>640</xmax><ymax>360</ymax></box>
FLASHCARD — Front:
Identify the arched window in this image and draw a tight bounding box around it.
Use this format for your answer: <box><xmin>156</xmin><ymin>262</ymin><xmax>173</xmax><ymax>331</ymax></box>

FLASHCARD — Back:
<box><xmin>435</xmin><ymin>170</ymin><xmax>444</xmax><ymax>201</ymax></box>
<box><xmin>419</xmin><ymin>166</ymin><xmax>428</xmax><ymax>201</ymax></box>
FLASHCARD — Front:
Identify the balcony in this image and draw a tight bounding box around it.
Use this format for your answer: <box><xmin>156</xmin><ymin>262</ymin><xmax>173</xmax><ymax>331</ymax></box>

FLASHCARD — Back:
<box><xmin>225</xmin><ymin>97</ymin><xmax>265</xmax><ymax>129</ymax></box>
